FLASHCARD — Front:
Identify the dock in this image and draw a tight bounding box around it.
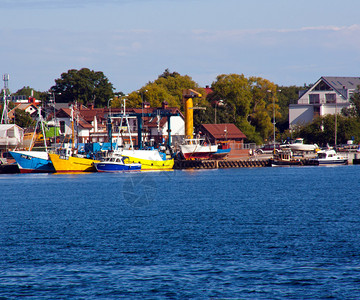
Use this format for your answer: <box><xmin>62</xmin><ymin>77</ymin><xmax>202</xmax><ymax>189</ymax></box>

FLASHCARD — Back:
<box><xmin>173</xmin><ymin>157</ymin><xmax>321</xmax><ymax>169</ymax></box>
<box><xmin>173</xmin><ymin>159</ymin><xmax>269</xmax><ymax>169</ymax></box>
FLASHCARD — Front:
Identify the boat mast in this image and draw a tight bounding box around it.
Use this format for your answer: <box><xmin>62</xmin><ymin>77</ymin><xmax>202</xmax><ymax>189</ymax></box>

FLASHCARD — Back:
<box><xmin>71</xmin><ymin>104</ymin><xmax>75</xmax><ymax>151</ymax></box>
<box><xmin>29</xmin><ymin>107</ymin><xmax>48</xmax><ymax>151</ymax></box>
<box><xmin>123</xmin><ymin>98</ymin><xmax>133</xmax><ymax>150</ymax></box>
<box><xmin>1</xmin><ymin>74</ymin><xmax>10</xmax><ymax>124</ymax></box>
<box><xmin>40</xmin><ymin>108</ymin><xmax>48</xmax><ymax>152</ymax></box>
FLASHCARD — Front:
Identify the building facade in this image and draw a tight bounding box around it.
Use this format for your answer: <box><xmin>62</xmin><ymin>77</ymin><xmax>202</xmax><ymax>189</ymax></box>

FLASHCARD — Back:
<box><xmin>289</xmin><ymin>76</ymin><xmax>360</xmax><ymax>128</ymax></box>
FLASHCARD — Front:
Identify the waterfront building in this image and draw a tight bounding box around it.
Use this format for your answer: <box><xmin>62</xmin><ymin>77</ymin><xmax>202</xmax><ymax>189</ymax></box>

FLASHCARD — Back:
<box><xmin>53</xmin><ymin>102</ymin><xmax>185</xmax><ymax>147</ymax></box>
<box><xmin>289</xmin><ymin>76</ymin><xmax>360</xmax><ymax>128</ymax></box>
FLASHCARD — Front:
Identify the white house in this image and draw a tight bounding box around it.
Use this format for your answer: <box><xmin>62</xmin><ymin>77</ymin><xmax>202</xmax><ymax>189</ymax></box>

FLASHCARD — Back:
<box><xmin>56</xmin><ymin>107</ymin><xmax>94</xmax><ymax>143</ymax></box>
<box><xmin>289</xmin><ymin>76</ymin><xmax>360</xmax><ymax>128</ymax></box>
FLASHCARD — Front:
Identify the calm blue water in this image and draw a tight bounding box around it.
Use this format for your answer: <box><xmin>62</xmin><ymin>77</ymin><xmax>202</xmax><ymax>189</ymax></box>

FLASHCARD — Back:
<box><xmin>1</xmin><ymin>166</ymin><xmax>360</xmax><ymax>299</ymax></box>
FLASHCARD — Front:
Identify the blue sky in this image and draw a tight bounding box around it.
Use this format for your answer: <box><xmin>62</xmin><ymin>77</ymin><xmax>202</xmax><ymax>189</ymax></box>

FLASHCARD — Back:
<box><xmin>1</xmin><ymin>0</ymin><xmax>360</xmax><ymax>94</ymax></box>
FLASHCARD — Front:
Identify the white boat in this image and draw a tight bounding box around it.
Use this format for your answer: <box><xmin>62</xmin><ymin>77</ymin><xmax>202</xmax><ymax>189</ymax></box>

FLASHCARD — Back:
<box><xmin>313</xmin><ymin>149</ymin><xmax>348</xmax><ymax>165</ymax></box>
<box><xmin>288</xmin><ymin>138</ymin><xmax>318</xmax><ymax>152</ymax></box>
<box><xmin>180</xmin><ymin>138</ymin><xmax>218</xmax><ymax>160</ymax></box>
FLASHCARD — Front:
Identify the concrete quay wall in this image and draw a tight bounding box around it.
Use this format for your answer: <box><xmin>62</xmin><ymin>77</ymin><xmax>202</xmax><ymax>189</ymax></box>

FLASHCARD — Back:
<box><xmin>173</xmin><ymin>159</ymin><xmax>269</xmax><ymax>169</ymax></box>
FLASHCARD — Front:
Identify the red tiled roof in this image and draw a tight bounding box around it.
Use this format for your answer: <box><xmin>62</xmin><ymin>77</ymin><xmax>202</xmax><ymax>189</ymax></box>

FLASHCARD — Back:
<box><xmin>200</xmin><ymin>123</ymin><xmax>246</xmax><ymax>140</ymax></box>
<box><xmin>203</xmin><ymin>87</ymin><xmax>214</xmax><ymax>95</ymax></box>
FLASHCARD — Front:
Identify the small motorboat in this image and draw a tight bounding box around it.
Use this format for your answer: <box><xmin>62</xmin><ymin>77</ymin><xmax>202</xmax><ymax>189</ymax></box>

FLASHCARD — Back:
<box><xmin>94</xmin><ymin>155</ymin><xmax>141</xmax><ymax>172</ymax></box>
<box><xmin>288</xmin><ymin>138</ymin><xmax>319</xmax><ymax>152</ymax></box>
<box><xmin>312</xmin><ymin>148</ymin><xmax>348</xmax><ymax>165</ymax></box>
<box><xmin>270</xmin><ymin>149</ymin><xmax>302</xmax><ymax>167</ymax></box>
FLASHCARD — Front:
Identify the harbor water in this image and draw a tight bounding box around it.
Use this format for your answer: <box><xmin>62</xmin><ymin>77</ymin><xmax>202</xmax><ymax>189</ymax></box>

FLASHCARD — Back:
<box><xmin>1</xmin><ymin>166</ymin><xmax>360</xmax><ymax>298</ymax></box>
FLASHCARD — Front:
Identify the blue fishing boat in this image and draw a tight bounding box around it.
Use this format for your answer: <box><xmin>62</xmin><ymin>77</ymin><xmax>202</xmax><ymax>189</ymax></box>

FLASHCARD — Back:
<box><xmin>211</xmin><ymin>141</ymin><xmax>231</xmax><ymax>159</ymax></box>
<box><xmin>94</xmin><ymin>155</ymin><xmax>141</xmax><ymax>172</ymax></box>
<box><xmin>10</xmin><ymin>150</ymin><xmax>55</xmax><ymax>173</ymax></box>
<box><xmin>10</xmin><ymin>108</ymin><xmax>55</xmax><ymax>173</ymax></box>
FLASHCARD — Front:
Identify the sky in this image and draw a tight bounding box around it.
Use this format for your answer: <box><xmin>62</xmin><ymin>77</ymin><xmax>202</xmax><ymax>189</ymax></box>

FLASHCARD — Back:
<box><xmin>1</xmin><ymin>0</ymin><xmax>360</xmax><ymax>95</ymax></box>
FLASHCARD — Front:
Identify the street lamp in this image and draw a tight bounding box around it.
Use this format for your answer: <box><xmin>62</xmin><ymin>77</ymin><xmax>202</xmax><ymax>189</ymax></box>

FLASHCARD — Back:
<box><xmin>214</xmin><ymin>99</ymin><xmax>224</xmax><ymax>124</ymax></box>
<box><xmin>267</xmin><ymin>89</ymin><xmax>281</xmax><ymax>155</ymax></box>
<box><xmin>107</xmin><ymin>98</ymin><xmax>113</xmax><ymax>114</ymax></box>
<box><xmin>107</xmin><ymin>98</ymin><xmax>113</xmax><ymax>150</ymax></box>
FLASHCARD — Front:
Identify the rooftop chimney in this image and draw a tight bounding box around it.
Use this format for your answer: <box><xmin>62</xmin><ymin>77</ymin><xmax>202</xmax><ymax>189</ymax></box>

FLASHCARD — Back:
<box><xmin>162</xmin><ymin>101</ymin><xmax>168</xmax><ymax>109</ymax></box>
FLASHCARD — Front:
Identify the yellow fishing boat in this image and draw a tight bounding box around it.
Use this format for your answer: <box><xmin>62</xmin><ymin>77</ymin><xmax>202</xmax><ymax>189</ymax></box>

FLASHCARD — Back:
<box><xmin>120</xmin><ymin>151</ymin><xmax>174</xmax><ymax>171</ymax></box>
<box><xmin>49</xmin><ymin>153</ymin><xmax>100</xmax><ymax>173</ymax></box>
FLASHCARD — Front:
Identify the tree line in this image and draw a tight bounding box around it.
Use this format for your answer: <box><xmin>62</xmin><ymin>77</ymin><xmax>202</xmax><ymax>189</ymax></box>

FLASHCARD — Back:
<box><xmin>6</xmin><ymin>68</ymin><xmax>360</xmax><ymax>145</ymax></box>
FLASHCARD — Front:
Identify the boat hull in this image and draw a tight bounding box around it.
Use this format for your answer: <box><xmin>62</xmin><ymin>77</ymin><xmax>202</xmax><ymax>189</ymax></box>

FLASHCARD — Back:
<box><xmin>211</xmin><ymin>148</ymin><xmax>231</xmax><ymax>159</ymax></box>
<box><xmin>271</xmin><ymin>160</ymin><xmax>302</xmax><ymax>167</ymax></box>
<box><xmin>180</xmin><ymin>144</ymin><xmax>218</xmax><ymax>160</ymax></box>
<box><xmin>10</xmin><ymin>151</ymin><xmax>55</xmax><ymax>173</ymax></box>
<box><xmin>317</xmin><ymin>159</ymin><xmax>348</xmax><ymax>165</ymax></box>
<box><xmin>289</xmin><ymin>145</ymin><xmax>317</xmax><ymax>152</ymax></box>
<box><xmin>114</xmin><ymin>149</ymin><xmax>174</xmax><ymax>170</ymax></box>
<box><xmin>312</xmin><ymin>149</ymin><xmax>348</xmax><ymax>165</ymax></box>
<box><xmin>94</xmin><ymin>162</ymin><xmax>141</xmax><ymax>172</ymax></box>
<box><xmin>123</xmin><ymin>156</ymin><xmax>174</xmax><ymax>170</ymax></box>
<box><xmin>49</xmin><ymin>153</ymin><xmax>99</xmax><ymax>173</ymax></box>
<box><xmin>0</xmin><ymin>163</ymin><xmax>19</xmax><ymax>174</ymax></box>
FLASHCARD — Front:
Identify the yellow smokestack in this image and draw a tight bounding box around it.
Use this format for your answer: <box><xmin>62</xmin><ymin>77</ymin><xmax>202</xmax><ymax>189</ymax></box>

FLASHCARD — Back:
<box><xmin>182</xmin><ymin>89</ymin><xmax>202</xmax><ymax>139</ymax></box>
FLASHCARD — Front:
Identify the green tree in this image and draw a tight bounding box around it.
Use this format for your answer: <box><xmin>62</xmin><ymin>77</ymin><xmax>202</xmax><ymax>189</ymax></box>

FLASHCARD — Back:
<box><xmin>13</xmin><ymin>86</ymin><xmax>38</xmax><ymax>98</ymax></box>
<box><xmin>342</xmin><ymin>88</ymin><xmax>360</xmax><ymax>118</ymax></box>
<box><xmin>297</xmin><ymin>114</ymin><xmax>360</xmax><ymax>146</ymax></box>
<box><xmin>210</xmin><ymin>74</ymin><xmax>280</xmax><ymax>144</ymax></box>
<box><xmin>50</xmin><ymin>68</ymin><xmax>114</xmax><ymax>107</ymax></box>
<box><xmin>12</xmin><ymin>109</ymin><xmax>35</xmax><ymax>128</ymax></box>
<box><xmin>12</xmin><ymin>87</ymin><xmax>49</xmax><ymax>104</ymax></box>
<box><xmin>276</xmin><ymin>85</ymin><xmax>303</xmax><ymax>132</ymax></box>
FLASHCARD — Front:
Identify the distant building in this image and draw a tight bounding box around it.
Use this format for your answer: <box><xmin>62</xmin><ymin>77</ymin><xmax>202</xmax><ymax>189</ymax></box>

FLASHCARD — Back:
<box><xmin>289</xmin><ymin>76</ymin><xmax>360</xmax><ymax>128</ymax></box>
<box><xmin>199</xmin><ymin>123</ymin><xmax>246</xmax><ymax>144</ymax></box>
<box><xmin>1</xmin><ymin>94</ymin><xmax>41</xmax><ymax>122</ymax></box>
<box><xmin>8</xmin><ymin>103</ymin><xmax>39</xmax><ymax>120</ymax></box>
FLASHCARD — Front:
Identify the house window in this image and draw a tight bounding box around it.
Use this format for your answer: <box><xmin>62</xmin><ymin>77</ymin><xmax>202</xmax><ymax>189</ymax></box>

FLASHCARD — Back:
<box><xmin>325</xmin><ymin>93</ymin><xmax>336</xmax><ymax>103</ymax></box>
<box><xmin>60</xmin><ymin>121</ymin><xmax>65</xmax><ymax>133</ymax></box>
<box><xmin>313</xmin><ymin>106</ymin><xmax>320</xmax><ymax>117</ymax></box>
<box><xmin>313</xmin><ymin>81</ymin><xmax>332</xmax><ymax>91</ymax></box>
<box><xmin>309</xmin><ymin>94</ymin><xmax>320</xmax><ymax>104</ymax></box>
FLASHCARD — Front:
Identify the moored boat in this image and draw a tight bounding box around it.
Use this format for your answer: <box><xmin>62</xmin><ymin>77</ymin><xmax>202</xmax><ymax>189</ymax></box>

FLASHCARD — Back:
<box><xmin>180</xmin><ymin>138</ymin><xmax>218</xmax><ymax>160</ymax></box>
<box><xmin>312</xmin><ymin>148</ymin><xmax>348</xmax><ymax>165</ymax></box>
<box><xmin>270</xmin><ymin>149</ymin><xmax>302</xmax><ymax>167</ymax></box>
<box><xmin>9</xmin><ymin>107</ymin><xmax>55</xmax><ymax>173</ymax></box>
<box><xmin>94</xmin><ymin>154</ymin><xmax>141</xmax><ymax>172</ymax></box>
<box><xmin>0</xmin><ymin>151</ymin><xmax>19</xmax><ymax>174</ymax></box>
<box><xmin>49</xmin><ymin>151</ymin><xmax>100</xmax><ymax>173</ymax></box>
<box><xmin>288</xmin><ymin>138</ymin><xmax>319</xmax><ymax>152</ymax></box>
<box><xmin>10</xmin><ymin>150</ymin><xmax>55</xmax><ymax>173</ymax></box>
<box><xmin>113</xmin><ymin>148</ymin><xmax>174</xmax><ymax>170</ymax></box>
<box><xmin>211</xmin><ymin>141</ymin><xmax>231</xmax><ymax>159</ymax></box>
<box><xmin>110</xmin><ymin>98</ymin><xmax>174</xmax><ymax>171</ymax></box>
